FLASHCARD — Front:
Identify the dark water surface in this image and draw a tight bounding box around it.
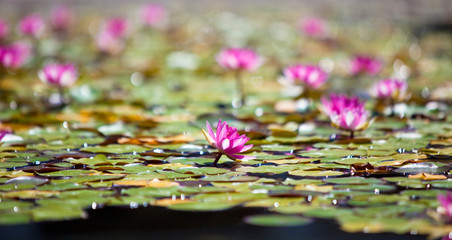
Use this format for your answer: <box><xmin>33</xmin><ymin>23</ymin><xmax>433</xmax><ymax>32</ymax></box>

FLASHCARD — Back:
<box><xmin>0</xmin><ymin>206</ymin><xmax>428</xmax><ymax>240</ymax></box>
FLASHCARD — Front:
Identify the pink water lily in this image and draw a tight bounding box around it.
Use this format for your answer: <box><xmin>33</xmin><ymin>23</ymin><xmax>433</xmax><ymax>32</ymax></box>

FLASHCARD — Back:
<box><xmin>0</xmin><ymin>130</ymin><xmax>9</xmax><ymax>142</ymax></box>
<box><xmin>38</xmin><ymin>63</ymin><xmax>78</xmax><ymax>87</ymax></box>
<box><xmin>0</xmin><ymin>19</ymin><xmax>9</xmax><ymax>40</ymax></box>
<box><xmin>0</xmin><ymin>42</ymin><xmax>32</xmax><ymax>70</ymax></box>
<box><xmin>103</xmin><ymin>17</ymin><xmax>128</xmax><ymax>39</ymax></box>
<box><xmin>350</xmin><ymin>55</ymin><xmax>382</xmax><ymax>76</ymax></box>
<box><xmin>216</xmin><ymin>48</ymin><xmax>262</xmax><ymax>106</ymax></box>
<box><xmin>95</xmin><ymin>17</ymin><xmax>128</xmax><ymax>55</ymax></box>
<box><xmin>322</xmin><ymin>94</ymin><xmax>373</xmax><ymax>138</ymax></box>
<box><xmin>95</xmin><ymin>31</ymin><xmax>125</xmax><ymax>55</ymax></box>
<box><xmin>321</xmin><ymin>94</ymin><xmax>365</xmax><ymax>117</ymax></box>
<box><xmin>298</xmin><ymin>17</ymin><xmax>327</xmax><ymax>39</ymax></box>
<box><xmin>19</xmin><ymin>13</ymin><xmax>45</xmax><ymax>38</ymax></box>
<box><xmin>202</xmin><ymin>119</ymin><xmax>253</xmax><ymax>166</ymax></box>
<box><xmin>370</xmin><ymin>78</ymin><xmax>407</xmax><ymax>100</ymax></box>
<box><xmin>216</xmin><ymin>48</ymin><xmax>262</xmax><ymax>72</ymax></box>
<box><xmin>283</xmin><ymin>64</ymin><xmax>328</xmax><ymax>89</ymax></box>
<box><xmin>141</xmin><ymin>3</ymin><xmax>167</xmax><ymax>27</ymax></box>
<box><xmin>51</xmin><ymin>5</ymin><xmax>74</xmax><ymax>31</ymax></box>
<box><xmin>438</xmin><ymin>192</ymin><xmax>452</xmax><ymax>220</ymax></box>
<box><xmin>330</xmin><ymin>107</ymin><xmax>371</xmax><ymax>132</ymax></box>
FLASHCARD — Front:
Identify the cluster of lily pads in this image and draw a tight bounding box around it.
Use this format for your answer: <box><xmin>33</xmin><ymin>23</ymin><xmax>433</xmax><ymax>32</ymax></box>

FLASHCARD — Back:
<box><xmin>0</xmin><ymin>2</ymin><xmax>452</xmax><ymax>239</ymax></box>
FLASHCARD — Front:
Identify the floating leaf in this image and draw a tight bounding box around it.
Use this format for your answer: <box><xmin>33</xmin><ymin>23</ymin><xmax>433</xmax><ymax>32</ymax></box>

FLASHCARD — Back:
<box><xmin>244</xmin><ymin>214</ymin><xmax>311</xmax><ymax>227</ymax></box>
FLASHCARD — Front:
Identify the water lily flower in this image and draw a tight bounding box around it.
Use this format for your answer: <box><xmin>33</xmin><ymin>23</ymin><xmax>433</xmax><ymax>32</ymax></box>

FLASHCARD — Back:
<box><xmin>217</xmin><ymin>48</ymin><xmax>262</xmax><ymax>72</ymax></box>
<box><xmin>39</xmin><ymin>62</ymin><xmax>78</xmax><ymax>105</ymax></box>
<box><xmin>103</xmin><ymin>17</ymin><xmax>128</xmax><ymax>39</ymax></box>
<box><xmin>202</xmin><ymin>119</ymin><xmax>253</xmax><ymax>166</ymax></box>
<box><xmin>0</xmin><ymin>130</ymin><xmax>22</xmax><ymax>143</ymax></box>
<box><xmin>283</xmin><ymin>64</ymin><xmax>328</xmax><ymax>90</ymax></box>
<box><xmin>0</xmin><ymin>130</ymin><xmax>9</xmax><ymax>142</ymax></box>
<box><xmin>330</xmin><ymin>107</ymin><xmax>371</xmax><ymax>137</ymax></box>
<box><xmin>141</xmin><ymin>3</ymin><xmax>167</xmax><ymax>27</ymax></box>
<box><xmin>19</xmin><ymin>13</ymin><xmax>45</xmax><ymax>38</ymax></box>
<box><xmin>350</xmin><ymin>55</ymin><xmax>382</xmax><ymax>76</ymax></box>
<box><xmin>298</xmin><ymin>17</ymin><xmax>327</xmax><ymax>39</ymax></box>
<box><xmin>321</xmin><ymin>94</ymin><xmax>373</xmax><ymax>138</ymax></box>
<box><xmin>0</xmin><ymin>42</ymin><xmax>32</xmax><ymax>70</ymax></box>
<box><xmin>51</xmin><ymin>5</ymin><xmax>74</xmax><ymax>31</ymax></box>
<box><xmin>370</xmin><ymin>78</ymin><xmax>407</xmax><ymax>101</ymax></box>
<box><xmin>95</xmin><ymin>31</ymin><xmax>125</xmax><ymax>55</ymax></box>
<box><xmin>0</xmin><ymin>19</ymin><xmax>9</xmax><ymax>40</ymax></box>
<box><xmin>321</xmin><ymin>94</ymin><xmax>365</xmax><ymax>117</ymax></box>
<box><xmin>438</xmin><ymin>192</ymin><xmax>452</xmax><ymax>220</ymax></box>
<box><xmin>216</xmin><ymin>48</ymin><xmax>262</xmax><ymax>106</ymax></box>
<box><xmin>95</xmin><ymin>17</ymin><xmax>128</xmax><ymax>55</ymax></box>
<box><xmin>38</xmin><ymin>63</ymin><xmax>78</xmax><ymax>87</ymax></box>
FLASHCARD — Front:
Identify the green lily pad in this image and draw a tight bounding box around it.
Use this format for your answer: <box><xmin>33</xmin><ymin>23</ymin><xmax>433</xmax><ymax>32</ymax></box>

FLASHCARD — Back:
<box><xmin>167</xmin><ymin>202</ymin><xmax>236</xmax><ymax>212</ymax></box>
<box><xmin>80</xmin><ymin>144</ymin><xmax>150</xmax><ymax>154</ymax></box>
<box><xmin>244</xmin><ymin>214</ymin><xmax>311</xmax><ymax>227</ymax></box>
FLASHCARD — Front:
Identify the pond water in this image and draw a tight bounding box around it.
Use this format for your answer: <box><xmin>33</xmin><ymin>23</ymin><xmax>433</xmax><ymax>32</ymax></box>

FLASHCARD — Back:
<box><xmin>0</xmin><ymin>1</ymin><xmax>452</xmax><ymax>240</ymax></box>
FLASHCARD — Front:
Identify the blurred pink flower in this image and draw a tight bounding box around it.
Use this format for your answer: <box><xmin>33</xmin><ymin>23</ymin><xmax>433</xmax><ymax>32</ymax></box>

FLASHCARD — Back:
<box><xmin>283</xmin><ymin>64</ymin><xmax>328</xmax><ymax>89</ymax></box>
<box><xmin>350</xmin><ymin>55</ymin><xmax>382</xmax><ymax>76</ymax></box>
<box><xmin>19</xmin><ymin>13</ymin><xmax>45</xmax><ymax>38</ymax></box>
<box><xmin>51</xmin><ymin>5</ymin><xmax>74</xmax><ymax>31</ymax></box>
<box><xmin>94</xmin><ymin>17</ymin><xmax>128</xmax><ymax>55</ymax></box>
<box><xmin>437</xmin><ymin>192</ymin><xmax>452</xmax><ymax>219</ymax></box>
<box><xmin>299</xmin><ymin>17</ymin><xmax>327</xmax><ymax>39</ymax></box>
<box><xmin>321</xmin><ymin>94</ymin><xmax>365</xmax><ymax>117</ymax></box>
<box><xmin>38</xmin><ymin>63</ymin><xmax>78</xmax><ymax>87</ymax></box>
<box><xmin>103</xmin><ymin>17</ymin><xmax>128</xmax><ymax>39</ymax></box>
<box><xmin>438</xmin><ymin>192</ymin><xmax>452</xmax><ymax>220</ymax></box>
<box><xmin>0</xmin><ymin>42</ymin><xmax>32</xmax><ymax>70</ymax></box>
<box><xmin>322</xmin><ymin>94</ymin><xmax>372</xmax><ymax>136</ymax></box>
<box><xmin>0</xmin><ymin>19</ymin><xmax>9</xmax><ymax>40</ymax></box>
<box><xmin>141</xmin><ymin>3</ymin><xmax>166</xmax><ymax>27</ymax></box>
<box><xmin>0</xmin><ymin>130</ymin><xmax>9</xmax><ymax>142</ymax></box>
<box><xmin>202</xmin><ymin>119</ymin><xmax>253</xmax><ymax>161</ymax></box>
<box><xmin>370</xmin><ymin>78</ymin><xmax>407</xmax><ymax>100</ymax></box>
<box><xmin>216</xmin><ymin>48</ymin><xmax>262</xmax><ymax>72</ymax></box>
<box><xmin>95</xmin><ymin>31</ymin><xmax>124</xmax><ymax>55</ymax></box>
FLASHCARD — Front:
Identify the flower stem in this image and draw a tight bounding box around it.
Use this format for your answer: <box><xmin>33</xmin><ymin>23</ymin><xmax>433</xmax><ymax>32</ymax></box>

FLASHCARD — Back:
<box><xmin>389</xmin><ymin>98</ymin><xmax>395</xmax><ymax>116</ymax></box>
<box><xmin>213</xmin><ymin>153</ymin><xmax>223</xmax><ymax>167</ymax></box>
<box><xmin>235</xmin><ymin>71</ymin><xmax>245</xmax><ymax>106</ymax></box>
<box><xmin>350</xmin><ymin>130</ymin><xmax>354</xmax><ymax>139</ymax></box>
<box><xmin>0</xmin><ymin>70</ymin><xmax>5</xmax><ymax>90</ymax></box>
<box><xmin>58</xmin><ymin>87</ymin><xmax>66</xmax><ymax>105</ymax></box>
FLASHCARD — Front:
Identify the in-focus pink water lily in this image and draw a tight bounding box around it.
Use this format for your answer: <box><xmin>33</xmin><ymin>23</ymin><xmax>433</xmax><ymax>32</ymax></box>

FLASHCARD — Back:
<box><xmin>0</xmin><ymin>19</ymin><xmax>9</xmax><ymax>40</ymax></box>
<box><xmin>38</xmin><ymin>63</ymin><xmax>78</xmax><ymax>87</ymax></box>
<box><xmin>298</xmin><ymin>17</ymin><xmax>327</xmax><ymax>39</ymax></box>
<box><xmin>51</xmin><ymin>5</ymin><xmax>74</xmax><ymax>31</ymax></box>
<box><xmin>283</xmin><ymin>64</ymin><xmax>328</xmax><ymax>90</ymax></box>
<box><xmin>202</xmin><ymin>119</ymin><xmax>253</xmax><ymax>166</ymax></box>
<box><xmin>141</xmin><ymin>3</ymin><xmax>167</xmax><ymax>27</ymax></box>
<box><xmin>370</xmin><ymin>78</ymin><xmax>407</xmax><ymax>101</ymax></box>
<box><xmin>216</xmin><ymin>48</ymin><xmax>262</xmax><ymax>72</ymax></box>
<box><xmin>321</xmin><ymin>94</ymin><xmax>364</xmax><ymax>116</ymax></box>
<box><xmin>350</xmin><ymin>55</ymin><xmax>382</xmax><ymax>76</ymax></box>
<box><xmin>321</xmin><ymin>94</ymin><xmax>373</xmax><ymax>138</ymax></box>
<box><xmin>19</xmin><ymin>13</ymin><xmax>45</xmax><ymax>38</ymax></box>
<box><xmin>330</xmin><ymin>107</ymin><xmax>371</xmax><ymax>132</ymax></box>
<box><xmin>0</xmin><ymin>42</ymin><xmax>32</xmax><ymax>70</ymax></box>
<box><xmin>438</xmin><ymin>192</ymin><xmax>452</xmax><ymax>220</ymax></box>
